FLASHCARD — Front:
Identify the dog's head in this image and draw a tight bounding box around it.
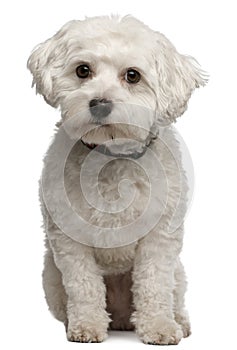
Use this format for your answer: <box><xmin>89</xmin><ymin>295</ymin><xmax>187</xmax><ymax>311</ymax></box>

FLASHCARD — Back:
<box><xmin>28</xmin><ymin>16</ymin><xmax>207</xmax><ymax>145</ymax></box>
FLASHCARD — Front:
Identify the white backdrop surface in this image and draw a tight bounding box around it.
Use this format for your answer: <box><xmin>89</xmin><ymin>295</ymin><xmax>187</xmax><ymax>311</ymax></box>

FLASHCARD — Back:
<box><xmin>0</xmin><ymin>1</ymin><xmax>236</xmax><ymax>349</ymax></box>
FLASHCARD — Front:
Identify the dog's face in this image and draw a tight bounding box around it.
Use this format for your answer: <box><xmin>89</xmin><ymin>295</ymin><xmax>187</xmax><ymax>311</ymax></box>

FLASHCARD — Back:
<box><xmin>28</xmin><ymin>16</ymin><xmax>206</xmax><ymax>145</ymax></box>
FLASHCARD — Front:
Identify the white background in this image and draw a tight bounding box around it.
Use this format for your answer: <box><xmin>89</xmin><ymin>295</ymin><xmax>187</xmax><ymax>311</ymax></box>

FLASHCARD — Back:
<box><xmin>1</xmin><ymin>0</ymin><xmax>237</xmax><ymax>349</ymax></box>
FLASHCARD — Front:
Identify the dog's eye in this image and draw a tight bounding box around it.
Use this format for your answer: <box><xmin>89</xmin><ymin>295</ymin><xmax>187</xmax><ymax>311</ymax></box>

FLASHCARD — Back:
<box><xmin>76</xmin><ymin>64</ymin><xmax>91</xmax><ymax>79</ymax></box>
<box><xmin>125</xmin><ymin>69</ymin><xmax>141</xmax><ymax>84</ymax></box>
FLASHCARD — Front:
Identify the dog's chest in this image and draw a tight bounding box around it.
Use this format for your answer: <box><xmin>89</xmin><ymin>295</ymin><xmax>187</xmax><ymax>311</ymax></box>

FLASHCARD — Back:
<box><xmin>64</xmin><ymin>145</ymin><xmax>151</xmax><ymax>230</ymax></box>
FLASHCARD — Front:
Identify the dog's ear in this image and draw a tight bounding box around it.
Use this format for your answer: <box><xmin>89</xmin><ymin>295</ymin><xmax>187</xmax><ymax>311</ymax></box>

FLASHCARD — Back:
<box><xmin>27</xmin><ymin>21</ymin><xmax>77</xmax><ymax>107</ymax></box>
<box><xmin>154</xmin><ymin>32</ymin><xmax>208</xmax><ymax>122</ymax></box>
<box><xmin>27</xmin><ymin>36</ymin><xmax>59</xmax><ymax>107</ymax></box>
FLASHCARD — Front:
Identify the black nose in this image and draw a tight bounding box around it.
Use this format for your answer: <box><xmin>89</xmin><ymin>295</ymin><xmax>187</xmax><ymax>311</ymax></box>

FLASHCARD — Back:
<box><xmin>89</xmin><ymin>98</ymin><xmax>113</xmax><ymax>119</ymax></box>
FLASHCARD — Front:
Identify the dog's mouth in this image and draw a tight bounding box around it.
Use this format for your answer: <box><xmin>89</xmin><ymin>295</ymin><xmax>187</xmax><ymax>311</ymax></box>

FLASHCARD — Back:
<box><xmin>81</xmin><ymin>140</ymin><xmax>98</xmax><ymax>150</ymax></box>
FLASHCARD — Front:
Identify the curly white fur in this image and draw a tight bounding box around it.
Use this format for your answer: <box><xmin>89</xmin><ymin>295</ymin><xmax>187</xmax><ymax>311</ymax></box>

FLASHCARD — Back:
<box><xmin>28</xmin><ymin>15</ymin><xmax>206</xmax><ymax>344</ymax></box>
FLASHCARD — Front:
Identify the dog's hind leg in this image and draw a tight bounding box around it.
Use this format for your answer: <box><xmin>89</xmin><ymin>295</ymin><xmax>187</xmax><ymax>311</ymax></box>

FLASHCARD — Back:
<box><xmin>173</xmin><ymin>258</ymin><xmax>191</xmax><ymax>338</ymax></box>
<box><xmin>42</xmin><ymin>239</ymin><xmax>68</xmax><ymax>326</ymax></box>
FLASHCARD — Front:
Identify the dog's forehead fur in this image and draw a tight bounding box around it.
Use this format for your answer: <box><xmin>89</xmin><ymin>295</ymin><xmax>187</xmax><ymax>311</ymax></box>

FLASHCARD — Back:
<box><xmin>62</xmin><ymin>16</ymin><xmax>154</xmax><ymax>43</ymax></box>
<box><xmin>61</xmin><ymin>16</ymin><xmax>156</xmax><ymax>71</ymax></box>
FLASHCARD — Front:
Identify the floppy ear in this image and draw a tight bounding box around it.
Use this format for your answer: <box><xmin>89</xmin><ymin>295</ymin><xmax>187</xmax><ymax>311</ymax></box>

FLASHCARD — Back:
<box><xmin>27</xmin><ymin>21</ymin><xmax>77</xmax><ymax>107</ymax></box>
<box><xmin>154</xmin><ymin>32</ymin><xmax>208</xmax><ymax>122</ymax></box>
<box><xmin>27</xmin><ymin>36</ymin><xmax>59</xmax><ymax>107</ymax></box>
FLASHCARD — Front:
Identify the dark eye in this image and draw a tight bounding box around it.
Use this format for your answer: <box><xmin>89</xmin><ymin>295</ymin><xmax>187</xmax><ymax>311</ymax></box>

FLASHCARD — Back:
<box><xmin>76</xmin><ymin>64</ymin><xmax>91</xmax><ymax>79</ymax></box>
<box><xmin>125</xmin><ymin>69</ymin><xmax>141</xmax><ymax>84</ymax></box>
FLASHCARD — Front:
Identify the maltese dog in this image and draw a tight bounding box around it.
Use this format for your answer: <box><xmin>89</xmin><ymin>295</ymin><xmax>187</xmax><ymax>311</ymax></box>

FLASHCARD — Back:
<box><xmin>28</xmin><ymin>15</ymin><xmax>206</xmax><ymax>344</ymax></box>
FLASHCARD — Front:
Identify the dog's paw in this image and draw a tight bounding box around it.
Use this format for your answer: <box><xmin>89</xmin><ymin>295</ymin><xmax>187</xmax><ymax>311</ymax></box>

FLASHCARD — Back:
<box><xmin>175</xmin><ymin>312</ymin><xmax>191</xmax><ymax>338</ymax></box>
<box><xmin>67</xmin><ymin>324</ymin><xmax>108</xmax><ymax>343</ymax></box>
<box><xmin>136</xmin><ymin>316</ymin><xmax>183</xmax><ymax>345</ymax></box>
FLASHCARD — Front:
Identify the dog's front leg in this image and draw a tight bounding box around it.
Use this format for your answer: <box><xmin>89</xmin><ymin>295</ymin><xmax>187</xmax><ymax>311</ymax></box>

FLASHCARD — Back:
<box><xmin>132</xmin><ymin>228</ymin><xmax>184</xmax><ymax>345</ymax></box>
<box><xmin>50</xmin><ymin>236</ymin><xmax>110</xmax><ymax>343</ymax></box>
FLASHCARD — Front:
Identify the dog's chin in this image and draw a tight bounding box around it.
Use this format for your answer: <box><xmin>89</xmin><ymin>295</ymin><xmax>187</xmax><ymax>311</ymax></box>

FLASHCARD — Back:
<box><xmin>81</xmin><ymin>124</ymin><xmax>151</xmax><ymax>158</ymax></box>
<box><xmin>81</xmin><ymin>123</ymin><xmax>150</xmax><ymax>144</ymax></box>
<box><xmin>81</xmin><ymin>124</ymin><xmax>114</xmax><ymax>145</ymax></box>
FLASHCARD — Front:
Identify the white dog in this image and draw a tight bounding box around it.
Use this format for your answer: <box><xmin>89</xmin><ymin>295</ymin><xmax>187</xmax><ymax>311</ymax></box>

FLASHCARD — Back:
<box><xmin>28</xmin><ymin>15</ymin><xmax>206</xmax><ymax>344</ymax></box>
